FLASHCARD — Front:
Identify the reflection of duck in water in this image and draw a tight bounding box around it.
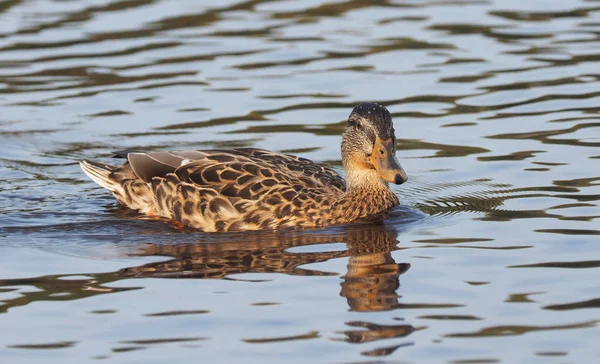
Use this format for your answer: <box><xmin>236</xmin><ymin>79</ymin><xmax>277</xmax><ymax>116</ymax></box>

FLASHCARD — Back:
<box><xmin>0</xmin><ymin>225</ymin><xmax>414</xmax><ymax>357</ymax></box>
<box><xmin>80</xmin><ymin>103</ymin><xmax>407</xmax><ymax>232</ymax></box>
<box><xmin>337</xmin><ymin>229</ymin><xmax>414</xmax><ymax>356</ymax></box>
<box><xmin>120</xmin><ymin>225</ymin><xmax>411</xmax><ymax>312</ymax></box>
<box><xmin>120</xmin><ymin>225</ymin><xmax>408</xmax><ymax>287</ymax></box>
<box><xmin>119</xmin><ymin>225</ymin><xmax>415</xmax><ymax>355</ymax></box>
<box><xmin>0</xmin><ymin>223</ymin><xmax>417</xmax><ymax>312</ymax></box>
<box><xmin>341</xmin><ymin>230</ymin><xmax>411</xmax><ymax>312</ymax></box>
<box><xmin>0</xmin><ymin>225</ymin><xmax>412</xmax><ymax>313</ymax></box>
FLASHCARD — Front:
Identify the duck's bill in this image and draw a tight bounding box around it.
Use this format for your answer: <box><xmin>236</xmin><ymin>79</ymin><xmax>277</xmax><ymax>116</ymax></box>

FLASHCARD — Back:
<box><xmin>371</xmin><ymin>136</ymin><xmax>408</xmax><ymax>185</ymax></box>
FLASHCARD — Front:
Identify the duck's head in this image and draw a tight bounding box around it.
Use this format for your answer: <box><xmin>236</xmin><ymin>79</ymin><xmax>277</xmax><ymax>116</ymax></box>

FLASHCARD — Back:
<box><xmin>341</xmin><ymin>103</ymin><xmax>407</xmax><ymax>188</ymax></box>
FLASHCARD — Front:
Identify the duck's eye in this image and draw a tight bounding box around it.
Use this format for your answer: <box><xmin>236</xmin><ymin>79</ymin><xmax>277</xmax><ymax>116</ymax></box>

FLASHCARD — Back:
<box><xmin>355</xmin><ymin>121</ymin><xmax>362</xmax><ymax>129</ymax></box>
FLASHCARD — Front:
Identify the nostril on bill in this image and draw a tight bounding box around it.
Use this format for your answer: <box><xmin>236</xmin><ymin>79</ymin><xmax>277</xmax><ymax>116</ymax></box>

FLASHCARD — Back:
<box><xmin>394</xmin><ymin>174</ymin><xmax>407</xmax><ymax>185</ymax></box>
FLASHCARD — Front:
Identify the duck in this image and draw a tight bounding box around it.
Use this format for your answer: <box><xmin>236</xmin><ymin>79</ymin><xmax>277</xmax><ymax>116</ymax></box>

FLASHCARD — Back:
<box><xmin>80</xmin><ymin>102</ymin><xmax>408</xmax><ymax>232</ymax></box>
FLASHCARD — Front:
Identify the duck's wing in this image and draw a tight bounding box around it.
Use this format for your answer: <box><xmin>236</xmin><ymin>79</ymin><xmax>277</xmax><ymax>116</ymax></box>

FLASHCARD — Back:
<box><xmin>234</xmin><ymin>148</ymin><xmax>346</xmax><ymax>192</ymax></box>
<box><xmin>102</xmin><ymin>148</ymin><xmax>346</xmax><ymax>231</ymax></box>
<box><xmin>172</xmin><ymin>148</ymin><xmax>346</xmax><ymax>196</ymax></box>
<box><xmin>124</xmin><ymin>148</ymin><xmax>346</xmax><ymax>193</ymax></box>
<box><xmin>160</xmin><ymin>150</ymin><xmax>346</xmax><ymax>230</ymax></box>
<box><xmin>123</xmin><ymin>151</ymin><xmax>211</xmax><ymax>183</ymax></box>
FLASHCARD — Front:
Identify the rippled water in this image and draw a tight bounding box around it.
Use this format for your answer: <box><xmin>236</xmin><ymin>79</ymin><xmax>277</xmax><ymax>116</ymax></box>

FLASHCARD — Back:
<box><xmin>1</xmin><ymin>0</ymin><xmax>599</xmax><ymax>362</ymax></box>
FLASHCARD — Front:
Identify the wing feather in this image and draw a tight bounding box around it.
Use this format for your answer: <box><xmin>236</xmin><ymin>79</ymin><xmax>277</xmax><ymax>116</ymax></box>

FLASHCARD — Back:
<box><xmin>173</xmin><ymin>149</ymin><xmax>345</xmax><ymax>200</ymax></box>
<box><xmin>128</xmin><ymin>153</ymin><xmax>180</xmax><ymax>183</ymax></box>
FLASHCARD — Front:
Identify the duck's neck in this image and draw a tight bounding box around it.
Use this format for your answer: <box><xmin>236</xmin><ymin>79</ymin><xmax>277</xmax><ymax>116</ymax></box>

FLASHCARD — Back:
<box><xmin>344</xmin><ymin>167</ymin><xmax>386</xmax><ymax>192</ymax></box>
<box><xmin>334</xmin><ymin>168</ymin><xmax>399</xmax><ymax>223</ymax></box>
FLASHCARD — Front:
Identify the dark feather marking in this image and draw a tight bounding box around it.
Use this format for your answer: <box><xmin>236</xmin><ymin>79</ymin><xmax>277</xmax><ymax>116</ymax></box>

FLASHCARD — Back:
<box><xmin>262</xmin><ymin>179</ymin><xmax>276</xmax><ymax>187</ymax></box>
<box><xmin>250</xmin><ymin>183</ymin><xmax>263</xmax><ymax>192</ymax></box>
<box><xmin>220</xmin><ymin>183</ymin><xmax>238</xmax><ymax>197</ymax></box>
<box><xmin>112</xmin><ymin>150</ymin><xmax>140</xmax><ymax>159</ymax></box>
<box><xmin>180</xmin><ymin>185</ymin><xmax>197</xmax><ymax>199</ymax></box>
<box><xmin>265</xmin><ymin>195</ymin><xmax>280</xmax><ymax>205</ymax></box>
<box><xmin>274</xmin><ymin>206</ymin><xmax>283</xmax><ymax>218</ymax></box>
<box><xmin>200</xmin><ymin>189</ymin><xmax>217</xmax><ymax>198</ymax></box>
<box><xmin>165</xmin><ymin>173</ymin><xmax>180</xmax><ymax>185</ymax></box>
<box><xmin>300</xmin><ymin>178</ymin><xmax>317</xmax><ymax>188</ymax></box>
<box><xmin>154</xmin><ymin>185</ymin><xmax>165</xmax><ymax>204</ymax></box>
<box><xmin>209</xmin><ymin>197</ymin><xmax>229</xmax><ymax>214</ymax></box>
<box><xmin>280</xmin><ymin>204</ymin><xmax>291</xmax><ymax>216</ymax></box>
<box><xmin>202</xmin><ymin>166</ymin><xmax>220</xmax><ymax>183</ymax></box>
<box><xmin>237</xmin><ymin>175</ymin><xmax>254</xmax><ymax>185</ymax></box>
<box><xmin>161</xmin><ymin>181</ymin><xmax>174</xmax><ymax>193</ymax></box>
<box><xmin>238</xmin><ymin>186</ymin><xmax>252</xmax><ymax>199</ymax></box>
<box><xmin>260</xmin><ymin>169</ymin><xmax>272</xmax><ymax>177</ymax></box>
<box><xmin>228</xmin><ymin>221</ymin><xmax>244</xmax><ymax>231</ymax></box>
<box><xmin>281</xmin><ymin>190</ymin><xmax>295</xmax><ymax>201</ymax></box>
<box><xmin>123</xmin><ymin>187</ymin><xmax>133</xmax><ymax>203</ymax></box>
<box><xmin>172</xmin><ymin>200</ymin><xmax>183</xmax><ymax>221</ymax></box>
<box><xmin>234</xmin><ymin>201</ymin><xmax>249</xmax><ymax>213</ymax></box>
<box><xmin>244</xmin><ymin>212</ymin><xmax>262</xmax><ymax>225</ymax></box>
<box><xmin>183</xmin><ymin>201</ymin><xmax>194</xmax><ymax>215</ymax></box>
<box><xmin>259</xmin><ymin>220</ymin><xmax>272</xmax><ymax>229</ymax></box>
<box><xmin>199</xmin><ymin>202</ymin><xmax>207</xmax><ymax>215</ymax></box>
<box><xmin>189</xmin><ymin>171</ymin><xmax>205</xmax><ymax>186</ymax></box>
<box><xmin>242</xmin><ymin>164</ymin><xmax>259</xmax><ymax>175</ymax></box>
<box><xmin>151</xmin><ymin>177</ymin><xmax>162</xmax><ymax>189</ymax></box>
<box><xmin>215</xmin><ymin>221</ymin><xmax>226</xmax><ymax>231</ymax></box>
<box><xmin>286</xmin><ymin>164</ymin><xmax>303</xmax><ymax>172</ymax></box>
<box><xmin>230</xmin><ymin>162</ymin><xmax>243</xmax><ymax>171</ymax></box>
<box><xmin>109</xmin><ymin>162</ymin><xmax>137</xmax><ymax>181</ymax></box>
<box><xmin>220</xmin><ymin>170</ymin><xmax>240</xmax><ymax>181</ymax></box>
<box><xmin>207</xmin><ymin>154</ymin><xmax>235</xmax><ymax>162</ymax></box>
<box><xmin>275</xmin><ymin>204</ymin><xmax>292</xmax><ymax>218</ymax></box>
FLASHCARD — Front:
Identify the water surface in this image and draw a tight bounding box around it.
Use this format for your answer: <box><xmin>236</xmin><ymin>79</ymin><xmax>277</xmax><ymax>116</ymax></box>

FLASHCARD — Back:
<box><xmin>1</xmin><ymin>0</ymin><xmax>599</xmax><ymax>363</ymax></box>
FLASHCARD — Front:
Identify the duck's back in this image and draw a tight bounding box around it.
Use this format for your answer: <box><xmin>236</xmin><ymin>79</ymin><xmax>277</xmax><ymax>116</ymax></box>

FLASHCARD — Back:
<box><xmin>81</xmin><ymin>148</ymin><xmax>347</xmax><ymax>232</ymax></box>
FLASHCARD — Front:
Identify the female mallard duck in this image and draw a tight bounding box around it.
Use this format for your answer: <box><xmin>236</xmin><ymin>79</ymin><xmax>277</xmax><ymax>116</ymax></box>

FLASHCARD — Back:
<box><xmin>80</xmin><ymin>102</ymin><xmax>407</xmax><ymax>232</ymax></box>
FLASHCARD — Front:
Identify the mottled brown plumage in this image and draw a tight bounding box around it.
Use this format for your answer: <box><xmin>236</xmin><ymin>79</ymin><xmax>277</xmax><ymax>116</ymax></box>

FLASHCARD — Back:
<box><xmin>80</xmin><ymin>103</ymin><xmax>408</xmax><ymax>232</ymax></box>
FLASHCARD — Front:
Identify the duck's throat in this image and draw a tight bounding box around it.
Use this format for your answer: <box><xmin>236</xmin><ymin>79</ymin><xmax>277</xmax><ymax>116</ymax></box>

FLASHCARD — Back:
<box><xmin>334</xmin><ymin>170</ymin><xmax>400</xmax><ymax>223</ymax></box>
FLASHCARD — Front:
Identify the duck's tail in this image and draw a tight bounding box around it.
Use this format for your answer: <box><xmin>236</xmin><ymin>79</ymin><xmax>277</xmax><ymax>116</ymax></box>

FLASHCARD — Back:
<box><xmin>80</xmin><ymin>159</ymin><xmax>122</xmax><ymax>193</ymax></box>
